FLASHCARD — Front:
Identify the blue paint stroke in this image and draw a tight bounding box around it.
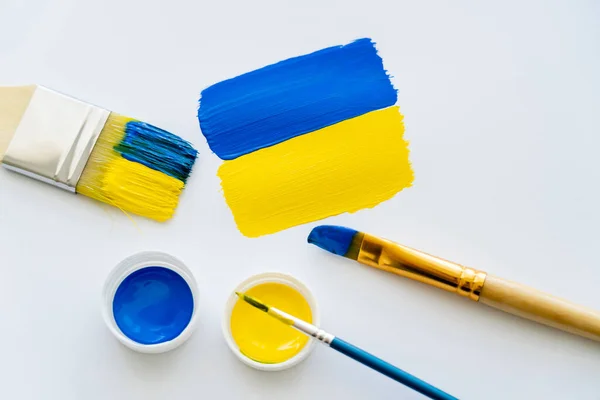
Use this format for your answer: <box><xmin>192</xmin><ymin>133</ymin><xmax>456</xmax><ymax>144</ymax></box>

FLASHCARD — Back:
<box><xmin>115</xmin><ymin>121</ymin><xmax>198</xmax><ymax>182</ymax></box>
<box><xmin>198</xmin><ymin>38</ymin><xmax>397</xmax><ymax>160</ymax></box>
<box><xmin>307</xmin><ymin>225</ymin><xmax>358</xmax><ymax>257</ymax></box>
<box><xmin>113</xmin><ymin>266</ymin><xmax>194</xmax><ymax>345</ymax></box>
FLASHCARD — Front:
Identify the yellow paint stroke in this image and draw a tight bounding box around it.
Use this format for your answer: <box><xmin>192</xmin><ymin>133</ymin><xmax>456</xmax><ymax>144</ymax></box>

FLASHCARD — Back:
<box><xmin>218</xmin><ymin>106</ymin><xmax>413</xmax><ymax>237</ymax></box>
<box><xmin>77</xmin><ymin>114</ymin><xmax>183</xmax><ymax>222</ymax></box>
<box><xmin>230</xmin><ymin>282</ymin><xmax>312</xmax><ymax>364</ymax></box>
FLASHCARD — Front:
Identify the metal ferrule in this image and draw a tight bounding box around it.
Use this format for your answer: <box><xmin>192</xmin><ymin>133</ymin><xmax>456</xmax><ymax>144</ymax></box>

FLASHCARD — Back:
<box><xmin>270</xmin><ymin>307</ymin><xmax>335</xmax><ymax>345</ymax></box>
<box><xmin>2</xmin><ymin>86</ymin><xmax>110</xmax><ymax>192</ymax></box>
<box><xmin>357</xmin><ymin>234</ymin><xmax>487</xmax><ymax>301</ymax></box>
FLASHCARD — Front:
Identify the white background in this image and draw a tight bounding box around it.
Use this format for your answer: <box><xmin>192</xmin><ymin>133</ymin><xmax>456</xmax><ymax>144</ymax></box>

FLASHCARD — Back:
<box><xmin>1</xmin><ymin>0</ymin><xmax>599</xmax><ymax>399</ymax></box>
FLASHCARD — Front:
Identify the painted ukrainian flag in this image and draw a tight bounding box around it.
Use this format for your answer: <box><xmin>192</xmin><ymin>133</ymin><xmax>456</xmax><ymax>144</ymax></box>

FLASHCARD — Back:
<box><xmin>198</xmin><ymin>38</ymin><xmax>413</xmax><ymax>237</ymax></box>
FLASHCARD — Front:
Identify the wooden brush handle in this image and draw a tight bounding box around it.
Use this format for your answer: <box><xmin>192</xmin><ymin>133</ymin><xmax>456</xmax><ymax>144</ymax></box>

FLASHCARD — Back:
<box><xmin>479</xmin><ymin>275</ymin><xmax>600</xmax><ymax>342</ymax></box>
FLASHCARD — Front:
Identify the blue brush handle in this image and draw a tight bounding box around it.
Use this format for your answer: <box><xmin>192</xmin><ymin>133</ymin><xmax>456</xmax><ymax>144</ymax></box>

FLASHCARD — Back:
<box><xmin>330</xmin><ymin>337</ymin><xmax>457</xmax><ymax>400</ymax></box>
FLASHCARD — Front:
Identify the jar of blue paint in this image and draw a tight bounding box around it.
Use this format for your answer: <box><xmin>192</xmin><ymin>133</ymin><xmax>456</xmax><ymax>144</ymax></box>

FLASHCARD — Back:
<box><xmin>102</xmin><ymin>251</ymin><xmax>199</xmax><ymax>354</ymax></box>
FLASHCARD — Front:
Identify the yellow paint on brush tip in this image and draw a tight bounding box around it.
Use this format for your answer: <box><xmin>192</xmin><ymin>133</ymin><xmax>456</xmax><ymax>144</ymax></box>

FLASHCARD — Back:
<box><xmin>230</xmin><ymin>283</ymin><xmax>312</xmax><ymax>364</ymax></box>
<box><xmin>76</xmin><ymin>114</ymin><xmax>183</xmax><ymax>221</ymax></box>
<box><xmin>218</xmin><ymin>106</ymin><xmax>413</xmax><ymax>237</ymax></box>
<box><xmin>100</xmin><ymin>157</ymin><xmax>184</xmax><ymax>221</ymax></box>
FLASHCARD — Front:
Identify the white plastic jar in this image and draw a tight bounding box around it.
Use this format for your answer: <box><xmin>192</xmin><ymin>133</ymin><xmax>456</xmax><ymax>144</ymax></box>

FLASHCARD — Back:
<box><xmin>102</xmin><ymin>251</ymin><xmax>199</xmax><ymax>354</ymax></box>
<box><xmin>222</xmin><ymin>271</ymin><xmax>320</xmax><ymax>371</ymax></box>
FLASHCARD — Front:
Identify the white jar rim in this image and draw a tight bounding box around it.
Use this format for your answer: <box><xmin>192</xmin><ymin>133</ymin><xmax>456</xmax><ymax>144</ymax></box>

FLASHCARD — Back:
<box><xmin>222</xmin><ymin>271</ymin><xmax>320</xmax><ymax>371</ymax></box>
<box><xmin>102</xmin><ymin>251</ymin><xmax>199</xmax><ymax>354</ymax></box>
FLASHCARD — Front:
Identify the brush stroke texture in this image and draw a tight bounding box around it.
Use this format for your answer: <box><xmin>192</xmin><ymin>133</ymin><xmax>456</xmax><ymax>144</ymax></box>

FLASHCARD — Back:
<box><xmin>198</xmin><ymin>38</ymin><xmax>397</xmax><ymax>160</ymax></box>
<box><xmin>218</xmin><ymin>107</ymin><xmax>413</xmax><ymax>237</ymax></box>
<box><xmin>115</xmin><ymin>121</ymin><xmax>198</xmax><ymax>182</ymax></box>
<box><xmin>77</xmin><ymin>114</ymin><xmax>186</xmax><ymax>222</ymax></box>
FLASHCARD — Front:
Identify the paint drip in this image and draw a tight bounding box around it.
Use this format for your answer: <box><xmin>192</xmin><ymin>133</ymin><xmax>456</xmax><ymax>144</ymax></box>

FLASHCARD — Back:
<box><xmin>113</xmin><ymin>266</ymin><xmax>194</xmax><ymax>345</ymax></box>
<box><xmin>230</xmin><ymin>282</ymin><xmax>312</xmax><ymax>364</ymax></box>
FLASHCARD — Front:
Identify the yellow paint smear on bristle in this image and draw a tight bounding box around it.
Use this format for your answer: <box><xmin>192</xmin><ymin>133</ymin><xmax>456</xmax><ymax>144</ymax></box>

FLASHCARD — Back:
<box><xmin>99</xmin><ymin>158</ymin><xmax>184</xmax><ymax>221</ymax></box>
<box><xmin>0</xmin><ymin>85</ymin><xmax>37</xmax><ymax>160</ymax></box>
<box><xmin>77</xmin><ymin>113</ymin><xmax>183</xmax><ymax>222</ymax></box>
<box><xmin>230</xmin><ymin>282</ymin><xmax>312</xmax><ymax>364</ymax></box>
<box><xmin>218</xmin><ymin>106</ymin><xmax>413</xmax><ymax>237</ymax></box>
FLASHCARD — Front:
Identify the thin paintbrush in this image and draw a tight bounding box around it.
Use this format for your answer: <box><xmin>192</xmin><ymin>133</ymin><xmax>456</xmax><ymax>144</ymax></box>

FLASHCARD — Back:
<box><xmin>235</xmin><ymin>292</ymin><xmax>457</xmax><ymax>400</ymax></box>
<box><xmin>1</xmin><ymin>85</ymin><xmax>197</xmax><ymax>221</ymax></box>
<box><xmin>308</xmin><ymin>225</ymin><xmax>600</xmax><ymax>342</ymax></box>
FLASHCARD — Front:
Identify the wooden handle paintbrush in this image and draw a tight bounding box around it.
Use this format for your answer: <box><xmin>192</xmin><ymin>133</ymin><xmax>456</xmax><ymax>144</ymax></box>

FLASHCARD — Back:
<box><xmin>236</xmin><ymin>292</ymin><xmax>457</xmax><ymax>400</ymax></box>
<box><xmin>308</xmin><ymin>225</ymin><xmax>600</xmax><ymax>342</ymax></box>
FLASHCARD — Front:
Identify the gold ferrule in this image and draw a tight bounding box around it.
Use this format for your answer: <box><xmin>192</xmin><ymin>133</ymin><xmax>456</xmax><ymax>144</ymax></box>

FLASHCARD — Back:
<box><xmin>357</xmin><ymin>234</ymin><xmax>487</xmax><ymax>301</ymax></box>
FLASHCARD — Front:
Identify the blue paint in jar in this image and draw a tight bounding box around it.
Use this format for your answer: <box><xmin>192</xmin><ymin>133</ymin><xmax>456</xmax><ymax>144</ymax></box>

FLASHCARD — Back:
<box><xmin>113</xmin><ymin>266</ymin><xmax>194</xmax><ymax>345</ymax></box>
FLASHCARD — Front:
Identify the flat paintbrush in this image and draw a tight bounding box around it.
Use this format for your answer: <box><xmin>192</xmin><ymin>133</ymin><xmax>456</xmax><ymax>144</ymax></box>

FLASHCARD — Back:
<box><xmin>308</xmin><ymin>225</ymin><xmax>600</xmax><ymax>342</ymax></box>
<box><xmin>236</xmin><ymin>292</ymin><xmax>457</xmax><ymax>400</ymax></box>
<box><xmin>1</xmin><ymin>85</ymin><xmax>197</xmax><ymax>221</ymax></box>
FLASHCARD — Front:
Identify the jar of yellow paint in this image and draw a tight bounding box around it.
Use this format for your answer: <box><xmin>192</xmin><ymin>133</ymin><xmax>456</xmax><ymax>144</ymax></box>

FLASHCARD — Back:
<box><xmin>223</xmin><ymin>272</ymin><xmax>320</xmax><ymax>371</ymax></box>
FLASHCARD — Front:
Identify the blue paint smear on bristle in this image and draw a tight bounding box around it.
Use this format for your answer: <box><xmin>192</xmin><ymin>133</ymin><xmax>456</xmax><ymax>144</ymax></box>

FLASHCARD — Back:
<box><xmin>115</xmin><ymin>122</ymin><xmax>198</xmax><ymax>182</ymax></box>
<box><xmin>113</xmin><ymin>266</ymin><xmax>194</xmax><ymax>345</ymax></box>
<box><xmin>198</xmin><ymin>38</ymin><xmax>397</xmax><ymax>160</ymax></box>
<box><xmin>308</xmin><ymin>225</ymin><xmax>358</xmax><ymax>256</ymax></box>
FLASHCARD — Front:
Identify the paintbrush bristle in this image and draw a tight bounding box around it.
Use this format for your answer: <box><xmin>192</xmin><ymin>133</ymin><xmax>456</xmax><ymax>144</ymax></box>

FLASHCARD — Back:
<box><xmin>115</xmin><ymin>121</ymin><xmax>197</xmax><ymax>183</ymax></box>
<box><xmin>76</xmin><ymin>114</ymin><xmax>197</xmax><ymax>222</ymax></box>
<box><xmin>307</xmin><ymin>225</ymin><xmax>364</xmax><ymax>260</ymax></box>
<box><xmin>236</xmin><ymin>292</ymin><xmax>270</xmax><ymax>313</ymax></box>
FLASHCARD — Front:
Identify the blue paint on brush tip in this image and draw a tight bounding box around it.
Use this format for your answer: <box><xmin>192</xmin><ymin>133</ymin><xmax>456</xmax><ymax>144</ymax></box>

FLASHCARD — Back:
<box><xmin>115</xmin><ymin>121</ymin><xmax>198</xmax><ymax>182</ymax></box>
<box><xmin>198</xmin><ymin>38</ymin><xmax>397</xmax><ymax>160</ymax></box>
<box><xmin>308</xmin><ymin>225</ymin><xmax>358</xmax><ymax>256</ymax></box>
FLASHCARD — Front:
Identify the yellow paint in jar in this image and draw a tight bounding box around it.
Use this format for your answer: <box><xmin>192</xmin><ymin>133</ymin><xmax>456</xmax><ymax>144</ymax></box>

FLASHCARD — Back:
<box><xmin>230</xmin><ymin>282</ymin><xmax>312</xmax><ymax>364</ymax></box>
